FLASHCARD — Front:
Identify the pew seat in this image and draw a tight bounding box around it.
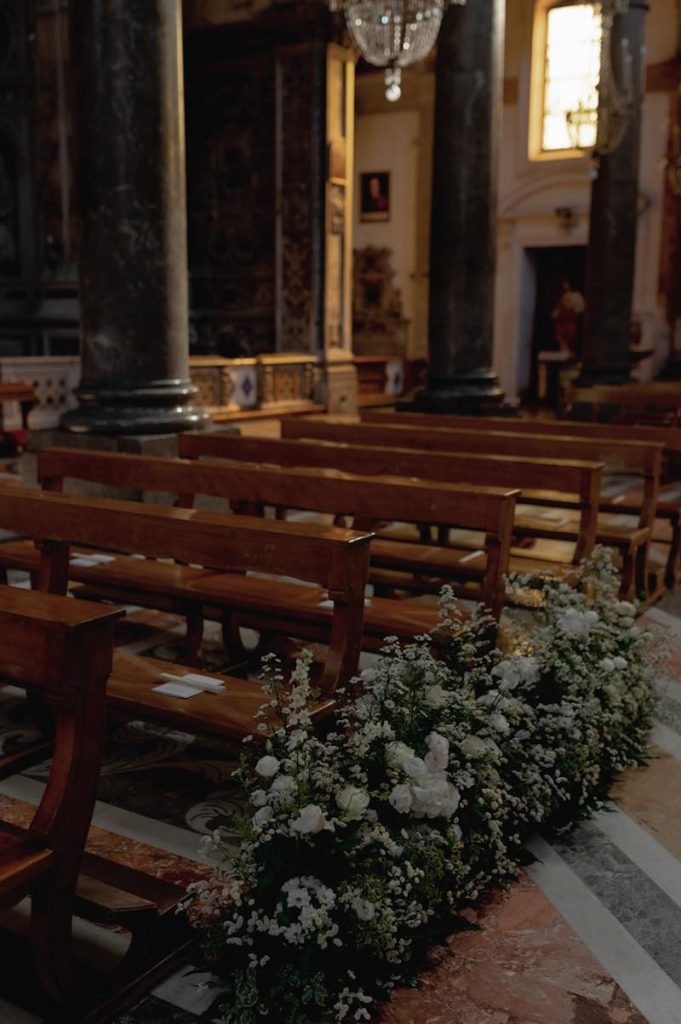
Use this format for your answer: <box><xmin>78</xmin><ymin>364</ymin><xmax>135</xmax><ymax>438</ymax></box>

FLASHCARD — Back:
<box><xmin>0</xmin><ymin>540</ymin><xmax>443</xmax><ymax>648</ymax></box>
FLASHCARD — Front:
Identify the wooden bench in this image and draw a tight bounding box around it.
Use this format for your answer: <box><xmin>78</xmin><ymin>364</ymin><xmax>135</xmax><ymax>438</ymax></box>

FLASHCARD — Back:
<box><xmin>29</xmin><ymin>447</ymin><xmax>518</xmax><ymax>622</ymax></box>
<box><xmin>0</xmin><ymin>488</ymin><xmax>371</xmax><ymax>739</ymax></box>
<box><xmin>364</xmin><ymin>409</ymin><xmax>681</xmax><ymax>586</ymax></box>
<box><xmin>278</xmin><ymin>417</ymin><xmax>662</xmax><ymax>602</ymax></box>
<box><xmin>178</xmin><ymin>431</ymin><xmax>604</xmax><ymax>598</ymax></box>
<box><xmin>563</xmin><ymin>382</ymin><xmax>681</xmax><ymax>425</ymax></box>
<box><xmin>0</xmin><ymin>585</ymin><xmax>120</xmax><ymax>1008</ymax></box>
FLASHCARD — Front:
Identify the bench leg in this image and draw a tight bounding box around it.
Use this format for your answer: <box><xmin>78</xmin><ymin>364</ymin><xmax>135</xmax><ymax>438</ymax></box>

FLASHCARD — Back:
<box><xmin>221</xmin><ymin>610</ymin><xmax>273</xmax><ymax>660</ymax></box>
<box><xmin>666</xmin><ymin>514</ymin><xmax>681</xmax><ymax>589</ymax></box>
<box><xmin>177</xmin><ymin>604</ymin><xmax>204</xmax><ymax>662</ymax></box>
<box><xmin>30</xmin><ymin>878</ymin><xmax>78</xmax><ymax>1009</ymax></box>
<box><xmin>619</xmin><ymin>548</ymin><xmax>637</xmax><ymax>603</ymax></box>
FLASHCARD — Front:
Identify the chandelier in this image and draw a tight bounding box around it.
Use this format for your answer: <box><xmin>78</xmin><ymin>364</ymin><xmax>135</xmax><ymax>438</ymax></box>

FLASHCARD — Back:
<box><xmin>566</xmin><ymin>0</ymin><xmax>634</xmax><ymax>162</ymax></box>
<box><xmin>329</xmin><ymin>0</ymin><xmax>466</xmax><ymax>102</ymax></box>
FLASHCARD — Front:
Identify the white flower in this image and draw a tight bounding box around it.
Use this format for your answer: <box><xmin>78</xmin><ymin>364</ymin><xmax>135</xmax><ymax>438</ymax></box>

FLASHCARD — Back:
<box><xmin>424</xmin><ymin>732</ymin><xmax>449</xmax><ymax>772</ymax></box>
<box><xmin>617</xmin><ymin>601</ymin><xmax>637</xmax><ymax>617</ymax></box>
<box><xmin>613</xmin><ymin>656</ymin><xmax>627</xmax><ymax>670</ymax></box>
<box><xmin>558</xmin><ymin>608</ymin><xmax>599</xmax><ymax>638</ymax></box>
<box><xmin>252</xmin><ymin>805</ymin><xmax>274</xmax><ymax>828</ymax></box>
<box><xmin>599</xmin><ymin>657</ymin><xmax>615</xmax><ymax>672</ymax></box>
<box><xmin>350</xmin><ymin>896</ymin><xmax>375</xmax><ymax>922</ymax></box>
<box><xmin>336</xmin><ymin>785</ymin><xmax>370</xmax><ymax>820</ymax></box>
<box><xmin>385</xmin><ymin>741</ymin><xmax>414</xmax><ymax>769</ymax></box>
<box><xmin>424</xmin><ymin>684</ymin><xmax>448</xmax><ymax>708</ymax></box>
<box><xmin>291</xmin><ymin>804</ymin><xmax>327</xmax><ymax>835</ymax></box>
<box><xmin>271</xmin><ymin>774</ymin><xmax>296</xmax><ymax>797</ymax></box>
<box><xmin>492</xmin><ymin>656</ymin><xmax>539</xmax><ymax>691</ymax></box>
<box><xmin>411</xmin><ymin>780</ymin><xmax>460</xmax><ymax>819</ymax></box>
<box><xmin>459</xmin><ymin>735</ymin><xmax>488</xmax><ymax>759</ymax></box>
<box><xmin>402</xmin><ymin>755</ymin><xmax>428</xmax><ymax>781</ymax></box>
<box><xmin>389</xmin><ymin>784</ymin><xmax>413</xmax><ymax>813</ymax></box>
<box><xmin>255</xmin><ymin>755</ymin><xmax>280</xmax><ymax>778</ymax></box>
<box><xmin>489</xmin><ymin>712</ymin><xmax>510</xmax><ymax>735</ymax></box>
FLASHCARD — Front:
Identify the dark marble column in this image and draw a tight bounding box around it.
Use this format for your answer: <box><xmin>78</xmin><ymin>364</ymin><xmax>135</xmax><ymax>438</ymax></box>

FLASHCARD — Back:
<box><xmin>577</xmin><ymin>1</ymin><xmax>648</xmax><ymax>386</ymax></box>
<box><xmin>62</xmin><ymin>0</ymin><xmax>205</xmax><ymax>434</ymax></box>
<box><xmin>412</xmin><ymin>0</ymin><xmax>504</xmax><ymax>414</ymax></box>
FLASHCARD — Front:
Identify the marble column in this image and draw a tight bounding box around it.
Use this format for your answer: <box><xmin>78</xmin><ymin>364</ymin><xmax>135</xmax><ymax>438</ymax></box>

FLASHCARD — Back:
<box><xmin>577</xmin><ymin>1</ymin><xmax>648</xmax><ymax>386</ymax></box>
<box><xmin>412</xmin><ymin>0</ymin><xmax>505</xmax><ymax>414</ymax></box>
<box><xmin>62</xmin><ymin>0</ymin><xmax>204</xmax><ymax>434</ymax></box>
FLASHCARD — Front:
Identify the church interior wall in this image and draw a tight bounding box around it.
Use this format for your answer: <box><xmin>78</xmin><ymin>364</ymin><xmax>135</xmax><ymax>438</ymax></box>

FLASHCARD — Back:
<box><xmin>353</xmin><ymin>0</ymin><xmax>677</xmax><ymax>397</ymax></box>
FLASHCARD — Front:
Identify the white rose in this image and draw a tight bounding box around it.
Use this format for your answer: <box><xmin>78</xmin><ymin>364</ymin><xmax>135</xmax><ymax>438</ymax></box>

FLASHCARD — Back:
<box><xmin>617</xmin><ymin>601</ymin><xmax>637</xmax><ymax>617</ymax></box>
<box><xmin>336</xmin><ymin>785</ymin><xmax>370</xmax><ymax>819</ymax></box>
<box><xmin>459</xmin><ymin>735</ymin><xmax>488</xmax><ymax>759</ymax></box>
<box><xmin>424</xmin><ymin>684</ymin><xmax>449</xmax><ymax>708</ymax></box>
<box><xmin>252</xmin><ymin>805</ymin><xmax>274</xmax><ymax>828</ymax></box>
<box><xmin>424</xmin><ymin>732</ymin><xmax>449</xmax><ymax>773</ymax></box>
<box><xmin>402</xmin><ymin>754</ymin><xmax>428</xmax><ymax>781</ymax></box>
<box><xmin>613</xmin><ymin>656</ymin><xmax>627</xmax><ymax>670</ymax></box>
<box><xmin>389</xmin><ymin>783</ymin><xmax>414</xmax><ymax>814</ymax></box>
<box><xmin>385</xmin><ymin>741</ymin><xmax>414</xmax><ymax>769</ymax></box>
<box><xmin>489</xmin><ymin>712</ymin><xmax>510</xmax><ymax>735</ymax></box>
<box><xmin>351</xmin><ymin>897</ymin><xmax>375</xmax><ymax>922</ymax></box>
<box><xmin>599</xmin><ymin>657</ymin><xmax>615</xmax><ymax>672</ymax></box>
<box><xmin>255</xmin><ymin>755</ymin><xmax>281</xmax><ymax>778</ymax></box>
<box><xmin>271</xmin><ymin>774</ymin><xmax>296</xmax><ymax>797</ymax></box>
<box><xmin>290</xmin><ymin>804</ymin><xmax>327</xmax><ymax>835</ymax></box>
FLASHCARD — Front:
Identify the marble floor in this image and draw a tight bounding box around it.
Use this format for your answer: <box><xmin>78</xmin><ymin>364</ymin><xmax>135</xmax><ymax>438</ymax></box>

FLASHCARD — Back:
<box><xmin>1</xmin><ymin>511</ymin><xmax>681</xmax><ymax>1019</ymax></box>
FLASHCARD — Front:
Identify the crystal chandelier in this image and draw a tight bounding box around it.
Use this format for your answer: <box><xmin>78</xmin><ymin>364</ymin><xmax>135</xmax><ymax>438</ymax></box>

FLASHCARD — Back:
<box><xmin>566</xmin><ymin>0</ymin><xmax>634</xmax><ymax>162</ymax></box>
<box><xmin>329</xmin><ymin>0</ymin><xmax>466</xmax><ymax>102</ymax></box>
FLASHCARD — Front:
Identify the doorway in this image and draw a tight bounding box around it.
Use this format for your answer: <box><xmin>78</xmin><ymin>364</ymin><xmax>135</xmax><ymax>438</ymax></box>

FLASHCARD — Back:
<box><xmin>523</xmin><ymin>245</ymin><xmax>586</xmax><ymax>403</ymax></box>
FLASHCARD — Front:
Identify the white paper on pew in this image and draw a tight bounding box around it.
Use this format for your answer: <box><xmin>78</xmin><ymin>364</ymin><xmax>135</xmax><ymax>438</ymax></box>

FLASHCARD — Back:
<box><xmin>84</xmin><ymin>553</ymin><xmax>116</xmax><ymax>564</ymax></box>
<box><xmin>317</xmin><ymin>598</ymin><xmax>372</xmax><ymax>609</ymax></box>
<box><xmin>153</xmin><ymin>681</ymin><xmax>201</xmax><ymax>699</ymax></box>
<box><xmin>70</xmin><ymin>557</ymin><xmax>99</xmax><ymax>567</ymax></box>
<box><xmin>158</xmin><ymin>671</ymin><xmax>225</xmax><ymax>694</ymax></box>
<box><xmin>459</xmin><ymin>550</ymin><xmax>484</xmax><ymax>564</ymax></box>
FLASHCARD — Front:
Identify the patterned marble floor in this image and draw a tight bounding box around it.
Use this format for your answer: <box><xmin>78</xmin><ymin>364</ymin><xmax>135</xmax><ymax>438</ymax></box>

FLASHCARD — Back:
<box><xmin>1</xmin><ymin>552</ymin><xmax>681</xmax><ymax>1020</ymax></box>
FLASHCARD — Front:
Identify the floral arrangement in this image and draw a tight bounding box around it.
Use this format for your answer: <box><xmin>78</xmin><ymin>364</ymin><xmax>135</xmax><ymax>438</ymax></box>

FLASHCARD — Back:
<box><xmin>185</xmin><ymin>549</ymin><xmax>660</xmax><ymax>1024</ymax></box>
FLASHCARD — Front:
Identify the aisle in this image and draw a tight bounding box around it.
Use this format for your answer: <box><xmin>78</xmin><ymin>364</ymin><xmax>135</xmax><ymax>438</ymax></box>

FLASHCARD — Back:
<box><xmin>0</xmin><ymin>592</ymin><xmax>680</xmax><ymax>1022</ymax></box>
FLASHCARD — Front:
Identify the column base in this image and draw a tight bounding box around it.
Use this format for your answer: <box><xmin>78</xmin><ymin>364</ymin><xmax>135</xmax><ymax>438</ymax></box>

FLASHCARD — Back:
<box><xmin>404</xmin><ymin>369</ymin><xmax>505</xmax><ymax>416</ymax></box>
<box><xmin>323</xmin><ymin>358</ymin><xmax>359</xmax><ymax>416</ymax></box>
<box><xmin>60</xmin><ymin>380</ymin><xmax>209</xmax><ymax>436</ymax></box>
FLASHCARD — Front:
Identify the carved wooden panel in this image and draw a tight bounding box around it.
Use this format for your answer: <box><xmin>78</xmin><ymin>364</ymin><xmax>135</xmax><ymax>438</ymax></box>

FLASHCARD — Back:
<box><xmin>186</xmin><ymin>43</ymin><xmax>276</xmax><ymax>355</ymax></box>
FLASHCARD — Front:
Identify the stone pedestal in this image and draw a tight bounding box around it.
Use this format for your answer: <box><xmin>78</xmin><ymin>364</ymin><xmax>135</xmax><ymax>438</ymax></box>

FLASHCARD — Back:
<box><xmin>576</xmin><ymin>1</ymin><xmax>648</xmax><ymax>386</ymax></box>
<box><xmin>411</xmin><ymin>0</ymin><xmax>505</xmax><ymax>414</ymax></box>
<box><xmin>62</xmin><ymin>0</ymin><xmax>205</xmax><ymax>434</ymax></box>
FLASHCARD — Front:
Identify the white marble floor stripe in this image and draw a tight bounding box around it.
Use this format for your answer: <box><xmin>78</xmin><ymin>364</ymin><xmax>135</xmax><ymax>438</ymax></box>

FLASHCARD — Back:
<box><xmin>651</xmin><ymin>722</ymin><xmax>681</xmax><ymax>761</ymax></box>
<box><xmin>0</xmin><ymin>775</ymin><xmax>204</xmax><ymax>864</ymax></box>
<box><xmin>526</xmin><ymin>834</ymin><xmax>681</xmax><ymax>1024</ymax></box>
<box><xmin>645</xmin><ymin>605</ymin><xmax>681</xmax><ymax>636</ymax></box>
<box><xmin>593</xmin><ymin>805</ymin><xmax>681</xmax><ymax>910</ymax></box>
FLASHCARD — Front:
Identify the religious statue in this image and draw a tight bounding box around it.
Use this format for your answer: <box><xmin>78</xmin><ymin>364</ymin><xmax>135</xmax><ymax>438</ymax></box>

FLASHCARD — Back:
<box><xmin>552</xmin><ymin>278</ymin><xmax>585</xmax><ymax>356</ymax></box>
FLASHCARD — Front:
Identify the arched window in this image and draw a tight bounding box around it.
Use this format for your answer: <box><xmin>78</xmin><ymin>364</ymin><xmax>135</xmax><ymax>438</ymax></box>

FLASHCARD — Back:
<box><xmin>530</xmin><ymin>1</ymin><xmax>602</xmax><ymax>159</ymax></box>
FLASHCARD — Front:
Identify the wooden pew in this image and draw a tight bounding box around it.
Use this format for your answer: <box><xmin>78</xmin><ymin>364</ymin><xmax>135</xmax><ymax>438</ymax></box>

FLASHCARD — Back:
<box><xmin>563</xmin><ymin>382</ymin><xmax>681</xmax><ymax>424</ymax></box>
<box><xmin>25</xmin><ymin>446</ymin><xmax>518</xmax><ymax>622</ymax></box>
<box><xmin>0</xmin><ymin>586</ymin><xmax>120</xmax><ymax>1008</ymax></box>
<box><xmin>278</xmin><ymin>418</ymin><xmax>661</xmax><ymax>601</ymax></box>
<box><xmin>363</xmin><ymin>409</ymin><xmax>681</xmax><ymax>585</ymax></box>
<box><xmin>0</xmin><ymin>488</ymin><xmax>371</xmax><ymax>739</ymax></box>
<box><xmin>177</xmin><ymin>431</ymin><xmax>603</xmax><ymax>596</ymax></box>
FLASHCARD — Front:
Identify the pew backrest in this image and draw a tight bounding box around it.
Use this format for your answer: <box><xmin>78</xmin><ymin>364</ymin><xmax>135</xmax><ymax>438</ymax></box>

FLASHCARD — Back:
<box><xmin>177</xmin><ymin>432</ymin><xmax>603</xmax><ymax>563</ymax></box>
<box><xmin>280</xmin><ymin>417</ymin><xmax>661</xmax><ymax>532</ymax></box>
<box><xmin>362</xmin><ymin>409</ymin><xmax>681</xmax><ymax>460</ymax></box>
<box><xmin>37</xmin><ymin>447</ymin><xmax>519</xmax><ymax>617</ymax></box>
<box><xmin>0</xmin><ymin>585</ymin><xmax>120</xmax><ymax>859</ymax></box>
<box><xmin>0</xmin><ymin>487</ymin><xmax>372</xmax><ymax>694</ymax></box>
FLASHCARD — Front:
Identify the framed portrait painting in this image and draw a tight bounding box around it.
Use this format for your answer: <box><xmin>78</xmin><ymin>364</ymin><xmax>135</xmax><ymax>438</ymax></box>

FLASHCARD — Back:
<box><xmin>360</xmin><ymin>171</ymin><xmax>390</xmax><ymax>223</ymax></box>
